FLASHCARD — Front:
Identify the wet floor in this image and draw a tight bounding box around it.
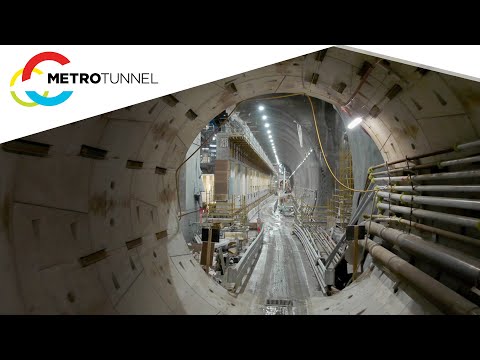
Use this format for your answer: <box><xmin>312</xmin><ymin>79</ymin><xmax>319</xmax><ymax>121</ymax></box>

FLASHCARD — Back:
<box><xmin>240</xmin><ymin>197</ymin><xmax>322</xmax><ymax>315</ymax></box>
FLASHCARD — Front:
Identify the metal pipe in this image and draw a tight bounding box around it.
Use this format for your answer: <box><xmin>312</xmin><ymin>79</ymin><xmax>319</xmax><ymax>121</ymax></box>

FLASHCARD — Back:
<box><xmin>371</xmin><ymin>154</ymin><xmax>480</xmax><ymax>176</ymax></box>
<box><xmin>377</xmin><ymin>191</ymin><xmax>480</xmax><ymax>211</ymax></box>
<box><xmin>369</xmin><ymin>139</ymin><xmax>480</xmax><ymax>171</ymax></box>
<box><xmin>457</xmin><ymin>139</ymin><xmax>480</xmax><ymax>151</ymax></box>
<box><xmin>377</xmin><ymin>202</ymin><xmax>480</xmax><ymax>229</ymax></box>
<box><xmin>390</xmin><ymin>185</ymin><xmax>480</xmax><ymax>193</ymax></box>
<box><xmin>362</xmin><ymin>221</ymin><xmax>480</xmax><ymax>285</ymax></box>
<box><xmin>440</xmin><ymin>155</ymin><xmax>480</xmax><ymax>168</ymax></box>
<box><xmin>358</xmin><ymin>238</ymin><xmax>480</xmax><ymax>315</ymax></box>
<box><xmin>370</xmin><ymin>148</ymin><xmax>452</xmax><ymax>171</ymax></box>
<box><xmin>294</xmin><ymin>225</ymin><xmax>326</xmax><ymax>291</ymax></box>
<box><xmin>373</xmin><ymin>169</ymin><xmax>480</xmax><ymax>183</ymax></box>
<box><xmin>371</xmin><ymin>216</ymin><xmax>480</xmax><ymax>248</ymax></box>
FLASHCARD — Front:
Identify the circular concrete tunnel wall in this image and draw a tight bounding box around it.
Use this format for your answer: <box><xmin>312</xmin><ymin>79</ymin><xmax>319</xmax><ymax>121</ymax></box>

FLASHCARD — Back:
<box><xmin>1</xmin><ymin>47</ymin><xmax>480</xmax><ymax>314</ymax></box>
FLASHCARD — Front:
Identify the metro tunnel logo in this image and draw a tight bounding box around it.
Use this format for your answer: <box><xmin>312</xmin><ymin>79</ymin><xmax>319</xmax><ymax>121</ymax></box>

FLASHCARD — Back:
<box><xmin>10</xmin><ymin>52</ymin><xmax>73</xmax><ymax>107</ymax></box>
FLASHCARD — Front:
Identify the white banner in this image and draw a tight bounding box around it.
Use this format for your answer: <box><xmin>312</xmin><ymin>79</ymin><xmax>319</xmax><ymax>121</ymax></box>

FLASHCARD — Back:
<box><xmin>1</xmin><ymin>45</ymin><xmax>480</xmax><ymax>143</ymax></box>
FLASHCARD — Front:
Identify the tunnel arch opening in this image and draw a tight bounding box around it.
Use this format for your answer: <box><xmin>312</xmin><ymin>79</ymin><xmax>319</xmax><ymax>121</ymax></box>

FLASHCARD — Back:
<box><xmin>1</xmin><ymin>47</ymin><xmax>480</xmax><ymax>314</ymax></box>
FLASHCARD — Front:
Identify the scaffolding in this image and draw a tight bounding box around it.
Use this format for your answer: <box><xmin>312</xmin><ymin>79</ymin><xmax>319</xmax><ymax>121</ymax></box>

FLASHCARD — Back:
<box><xmin>204</xmin><ymin>190</ymin><xmax>272</xmax><ymax>226</ymax></box>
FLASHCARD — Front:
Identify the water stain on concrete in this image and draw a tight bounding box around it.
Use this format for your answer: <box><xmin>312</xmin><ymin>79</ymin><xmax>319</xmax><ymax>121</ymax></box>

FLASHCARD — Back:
<box><xmin>151</xmin><ymin>123</ymin><xmax>179</xmax><ymax>143</ymax></box>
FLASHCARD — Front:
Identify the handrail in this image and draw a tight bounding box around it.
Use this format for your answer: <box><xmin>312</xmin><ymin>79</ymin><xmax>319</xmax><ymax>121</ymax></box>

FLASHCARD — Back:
<box><xmin>225</xmin><ymin>225</ymin><xmax>265</xmax><ymax>289</ymax></box>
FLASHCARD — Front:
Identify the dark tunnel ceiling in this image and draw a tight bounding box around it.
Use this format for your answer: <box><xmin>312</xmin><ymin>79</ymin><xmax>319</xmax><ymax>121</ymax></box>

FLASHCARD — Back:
<box><xmin>234</xmin><ymin>94</ymin><xmax>341</xmax><ymax>178</ymax></box>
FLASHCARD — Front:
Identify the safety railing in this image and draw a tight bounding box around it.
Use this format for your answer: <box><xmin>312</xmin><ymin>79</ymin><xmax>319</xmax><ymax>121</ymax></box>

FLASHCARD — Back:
<box><xmin>224</xmin><ymin>225</ymin><xmax>265</xmax><ymax>290</ymax></box>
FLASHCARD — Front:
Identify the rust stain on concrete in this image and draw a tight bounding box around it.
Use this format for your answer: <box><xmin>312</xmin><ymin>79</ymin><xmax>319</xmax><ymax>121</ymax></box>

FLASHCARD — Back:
<box><xmin>403</xmin><ymin>125</ymin><xmax>419</xmax><ymax>140</ymax></box>
<box><xmin>89</xmin><ymin>192</ymin><xmax>107</xmax><ymax>216</ymax></box>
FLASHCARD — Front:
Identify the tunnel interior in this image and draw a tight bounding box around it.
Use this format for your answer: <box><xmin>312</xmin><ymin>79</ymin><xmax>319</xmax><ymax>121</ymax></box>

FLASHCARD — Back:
<box><xmin>1</xmin><ymin>46</ymin><xmax>480</xmax><ymax>314</ymax></box>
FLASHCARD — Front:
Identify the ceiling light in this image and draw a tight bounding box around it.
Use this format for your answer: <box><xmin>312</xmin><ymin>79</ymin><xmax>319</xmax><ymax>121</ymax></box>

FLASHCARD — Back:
<box><xmin>265</xmin><ymin>123</ymin><xmax>270</xmax><ymax>128</ymax></box>
<box><xmin>268</xmin><ymin>135</ymin><xmax>272</xmax><ymax>139</ymax></box>
<box><xmin>262</xmin><ymin>115</ymin><xmax>267</xmax><ymax>120</ymax></box>
<box><xmin>259</xmin><ymin>105</ymin><xmax>265</xmax><ymax>111</ymax></box>
<box><xmin>347</xmin><ymin>117</ymin><xmax>363</xmax><ymax>129</ymax></box>
<box><xmin>210</xmin><ymin>144</ymin><xmax>216</xmax><ymax>147</ymax></box>
<box><xmin>212</xmin><ymin>137</ymin><xmax>216</xmax><ymax>140</ymax></box>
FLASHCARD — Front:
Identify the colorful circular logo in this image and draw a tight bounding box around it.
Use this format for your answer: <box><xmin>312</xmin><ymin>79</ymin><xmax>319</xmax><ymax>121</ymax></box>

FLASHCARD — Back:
<box><xmin>10</xmin><ymin>52</ymin><xmax>73</xmax><ymax>107</ymax></box>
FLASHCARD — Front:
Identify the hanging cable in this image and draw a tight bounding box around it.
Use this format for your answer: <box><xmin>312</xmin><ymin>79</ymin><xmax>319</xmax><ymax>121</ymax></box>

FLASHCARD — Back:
<box><xmin>306</xmin><ymin>94</ymin><xmax>377</xmax><ymax>193</ymax></box>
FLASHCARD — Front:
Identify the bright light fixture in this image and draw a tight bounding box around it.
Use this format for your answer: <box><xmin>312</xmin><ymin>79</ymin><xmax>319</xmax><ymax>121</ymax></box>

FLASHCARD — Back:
<box><xmin>259</xmin><ymin>105</ymin><xmax>265</xmax><ymax>111</ymax></box>
<box><xmin>212</xmin><ymin>137</ymin><xmax>216</xmax><ymax>140</ymax></box>
<box><xmin>268</xmin><ymin>135</ymin><xmax>272</xmax><ymax>139</ymax></box>
<box><xmin>347</xmin><ymin>117</ymin><xmax>363</xmax><ymax>129</ymax></box>
<box><xmin>267</xmin><ymin>130</ymin><xmax>271</xmax><ymax>134</ymax></box>
<box><xmin>270</xmin><ymin>139</ymin><xmax>273</xmax><ymax>143</ymax></box>
<box><xmin>265</xmin><ymin>123</ymin><xmax>270</xmax><ymax>128</ymax></box>
<box><xmin>262</xmin><ymin>115</ymin><xmax>267</xmax><ymax>120</ymax></box>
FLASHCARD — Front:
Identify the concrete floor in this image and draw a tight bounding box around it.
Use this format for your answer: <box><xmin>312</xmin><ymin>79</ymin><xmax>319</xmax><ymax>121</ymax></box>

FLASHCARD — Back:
<box><xmin>225</xmin><ymin>196</ymin><xmax>440</xmax><ymax>315</ymax></box>
<box><xmin>238</xmin><ymin>197</ymin><xmax>322</xmax><ymax>314</ymax></box>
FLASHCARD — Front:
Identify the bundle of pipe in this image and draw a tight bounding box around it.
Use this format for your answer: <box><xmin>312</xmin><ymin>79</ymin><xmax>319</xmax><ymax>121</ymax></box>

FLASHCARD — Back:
<box><xmin>358</xmin><ymin>238</ymin><xmax>480</xmax><ymax>315</ymax></box>
<box><xmin>377</xmin><ymin>191</ymin><xmax>480</xmax><ymax>212</ymax></box>
<box><xmin>361</xmin><ymin>220</ymin><xmax>480</xmax><ymax>286</ymax></box>
<box><xmin>293</xmin><ymin>224</ymin><xmax>327</xmax><ymax>292</ymax></box>
<box><xmin>371</xmin><ymin>154</ymin><xmax>480</xmax><ymax>177</ymax></box>
<box><xmin>376</xmin><ymin>202</ymin><xmax>480</xmax><ymax>229</ymax></box>
<box><xmin>369</xmin><ymin>139</ymin><xmax>480</xmax><ymax>172</ymax></box>
<box><xmin>372</xmin><ymin>169</ymin><xmax>480</xmax><ymax>183</ymax></box>
<box><xmin>388</xmin><ymin>185</ymin><xmax>480</xmax><ymax>193</ymax></box>
<box><xmin>367</xmin><ymin>216</ymin><xmax>480</xmax><ymax>248</ymax></box>
<box><xmin>309</xmin><ymin>226</ymin><xmax>341</xmax><ymax>265</ymax></box>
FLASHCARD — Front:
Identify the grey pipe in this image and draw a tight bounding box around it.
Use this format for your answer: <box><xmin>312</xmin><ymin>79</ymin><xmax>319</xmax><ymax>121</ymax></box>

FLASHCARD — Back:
<box><xmin>391</xmin><ymin>185</ymin><xmax>480</xmax><ymax>193</ymax></box>
<box><xmin>440</xmin><ymin>155</ymin><xmax>480</xmax><ymax>168</ymax></box>
<box><xmin>358</xmin><ymin>238</ymin><xmax>480</xmax><ymax>315</ymax></box>
<box><xmin>371</xmin><ymin>216</ymin><xmax>480</xmax><ymax>248</ymax></box>
<box><xmin>457</xmin><ymin>139</ymin><xmax>480</xmax><ymax>151</ymax></box>
<box><xmin>377</xmin><ymin>191</ymin><xmax>480</xmax><ymax>211</ymax></box>
<box><xmin>373</xmin><ymin>170</ymin><xmax>480</xmax><ymax>183</ymax></box>
<box><xmin>362</xmin><ymin>220</ymin><xmax>480</xmax><ymax>285</ymax></box>
<box><xmin>377</xmin><ymin>202</ymin><xmax>480</xmax><ymax>229</ymax></box>
<box><xmin>372</xmin><ymin>154</ymin><xmax>480</xmax><ymax>176</ymax></box>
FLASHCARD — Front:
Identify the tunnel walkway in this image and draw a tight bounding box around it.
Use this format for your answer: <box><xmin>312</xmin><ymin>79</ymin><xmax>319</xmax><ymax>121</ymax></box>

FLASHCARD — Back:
<box><xmin>238</xmin><ymin>197</ymin><xmax>322</xmax><ymax>314</ymax></box>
